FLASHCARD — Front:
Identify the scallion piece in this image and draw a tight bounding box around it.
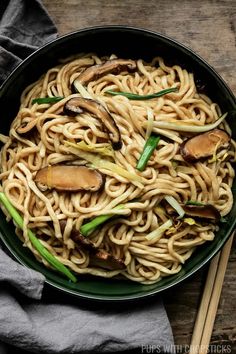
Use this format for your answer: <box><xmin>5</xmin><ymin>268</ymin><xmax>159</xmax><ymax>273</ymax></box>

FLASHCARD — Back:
<box><xmin>145</xmin><ymin>219</ymin><xmax>173</xmax><ymax>241</ymax></box>
<box><xmin>136</xmin><ymin>135</ymin><xmax>160</xmax><ymax>171</ymax></box>
<box><xmin>220</xmin><ymin>217</ymin><xmax>228</xmax><ymax>223</ymax></box>
<box><xmin>164</xmin><ymin>195</ymin><xmax>185</xmax><ymax>219</ymax></box>
<box><xmin>65</xmin><ymin>141</ymin><xmax>143</xmax><ymax>184</ymax></box>
<box><xmin>73</xmin><ymin>80</ymin><xmax>93</xmax><ymax>99</ymax></box>
<box><xmin>32</xmin><ymin>96</ymin><xmax>64</xmax><ymax>104</ymax></box>
<box><xmin>106</xmin><ymin>87</ymin><xmax>178</xmax><ymax>100</ymax></box>
<box><xmin>80</xmin><ymin>205</ymin><xmax>124</xmax><ymax>236</ymax></box>
<box><xmin>147</xmin><ymin>112</ymin><xmax>228</xmax><ymax>133</ymax></box>
<box><xmin>0</xmin><ymin>192</ymin><xmax>77</xmax><ymax>283</ymax></box>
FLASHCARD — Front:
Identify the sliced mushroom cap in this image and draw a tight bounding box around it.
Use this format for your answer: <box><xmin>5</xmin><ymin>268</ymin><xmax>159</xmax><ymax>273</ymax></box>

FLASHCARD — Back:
<box><xmin>90</xmin><ymin>249</ymin><xmax>126</xmax><ymax>270</ymax></box>
<box><xmin>71</xmin><ymin>229</ymin><xmax>97</xmax><ymax>252</ymax></box>
<box><xmin>180</xmin><ymin>129</ymin><xmax>231</xmax><ymax>162</ymax></box>
<box><xmin>64</xmin><ymin>97</ymin><xmax>122</xmax><ymax>150</ymax></box>
<box><xmin>69</xmin><ymin>226</ymin><xmax>126</xmax><ymax>270</ymax></box>
<box><xmin>59</xmin><ymin>220</ymin><xmax>97</xmax><ymax>251</ymax></box>
<box><xmin>35</xmin><ymin>165</ymin><xmax>104</xmax><ymax>192</ymax></box>
<box><xmin>182</xmin><ymin>204</ymin><xmax>221</xmax><ymax>221</ymax></box>
<box><xmin>73</xmin><ymin>58</ymin><xmax>137</xmax><ymax>87</ymax></box>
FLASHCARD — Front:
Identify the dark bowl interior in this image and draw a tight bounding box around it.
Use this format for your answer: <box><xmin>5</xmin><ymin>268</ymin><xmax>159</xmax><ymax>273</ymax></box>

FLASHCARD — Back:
<box><xmin>0</xmin><ymin>26</ymin><xmax>235</xmax><ymax>301</ymax></box>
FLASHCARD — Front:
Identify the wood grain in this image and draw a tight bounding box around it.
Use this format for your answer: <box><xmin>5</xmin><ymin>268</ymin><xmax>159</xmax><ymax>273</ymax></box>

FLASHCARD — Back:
<box><xmin>43</xmin><ymin>0</ymin><xmax>236</xmax><ymax>93</ymax></box>
<box><xmin>42</xmin><ymin>0</ymin><xmax>236</xmax><ymax>351</ymax></box>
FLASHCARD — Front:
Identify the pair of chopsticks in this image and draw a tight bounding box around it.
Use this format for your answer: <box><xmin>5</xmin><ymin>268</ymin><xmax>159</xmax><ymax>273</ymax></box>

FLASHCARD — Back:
<box><xmin>189</xmin><ymin>232</ymin><xmax>234</xmax><ymax>354</ymax></box>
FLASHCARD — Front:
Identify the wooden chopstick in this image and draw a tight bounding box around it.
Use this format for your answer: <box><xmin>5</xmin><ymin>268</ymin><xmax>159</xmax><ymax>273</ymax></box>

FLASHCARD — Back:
<box><xmin>189</xmin><ymin>252</ymin><xmax>221</xmax><ymax>354</ymax></box>
<box><xmin>189</xmin><ymin>233</ymin><xmax>234</xmax><ymax>354</ymax></box>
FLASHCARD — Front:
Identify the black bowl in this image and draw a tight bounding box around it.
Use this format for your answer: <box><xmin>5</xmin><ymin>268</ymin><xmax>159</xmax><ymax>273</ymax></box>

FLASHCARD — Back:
<box><xmin>0</xmin><ymin>26</ymin><xmax>235</xmax><ymax>301</ymax></box>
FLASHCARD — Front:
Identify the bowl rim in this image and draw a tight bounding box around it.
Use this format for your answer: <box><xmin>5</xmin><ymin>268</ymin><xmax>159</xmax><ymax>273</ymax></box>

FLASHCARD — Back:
<box><xmin>0</xmin><ymin>25</ymin><xmax>235</xmax><ymax>301</ymax></box>
<box><xmin>1</xmin><ymin>24</ymin><xmax>235</xmax><ymax>99</ymax></box>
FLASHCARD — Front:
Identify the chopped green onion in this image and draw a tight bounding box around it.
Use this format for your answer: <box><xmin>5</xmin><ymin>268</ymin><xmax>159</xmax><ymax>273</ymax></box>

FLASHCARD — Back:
<box><xmin>220</xmin><ymin>217</ymin><xmax>228</xmax><ymax>223</ymax></box>
<box><xmin>164</xmin><ymin>195</ymin><xmax>185</xmax><ymax>218</ymax></box>
<box><xmin>171</xmin><ymin>160</ymin><xmax>179</xmax><ymax>169</ymax></box>
<box><xmin>32</xmin><ymin>96</ymin><xmax>64</xmax><ymax>104</ymax></box>
<box><xmin>65</xmin><ymin>141</ymin><xmax>143</xmax><ymax>184</ymax></box>
<box><xmin>145</xmin><ymin>107</ymin><xmax>154</xmax><ymax>140</ymax></box>
<box><xmin>183</xmin><ymin>218</ymin><xmax>197</xmax><ymax>226</ymax></box>
<box><xmin>0</xmin><ymin>192</ymin><xmax>77</xmax><ymax>283</ymax></box>
<box><xmin>136</xmin><ymin>135</ymin><xmax>160</xmax><ymax>171</ymax></box>
<box><xmin>145</xmin><ymin>219</ymin><xmax>173</xmax><ymax>241</ymax></box>
<box><xmin>80</xmin><ymin>204</ymin><xmax>124</xmax><ymax>236</ymax></box>
<box><xmin>185</xmin><ymin>200</ymin><xmax>205</xmax><ymax>206</ymax></box>
<box><xmin>67</xmin><ymin>140</ymin><xmax>114</xmax><ymax>158</ymax></box>
<box><xmin>106</xmin><ymin>87</ymin><xmax>178</xmax><ymax>100</ymax></box>
<box><xmin>73</xmin><ymin>80</ymin><xmax>93</xmax><ymax>99</ymax></box>
<box><xmin>148</xmin><ymin>112</ymin><xmax>227</xmax><ymax>133</ymax></box>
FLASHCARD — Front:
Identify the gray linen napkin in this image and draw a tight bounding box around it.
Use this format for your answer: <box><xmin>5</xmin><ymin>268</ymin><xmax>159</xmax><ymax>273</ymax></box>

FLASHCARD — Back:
<box><xmin>0</xmin><ymin>249</ymin><xmax>175</xmax><ymax>354</ymax></box>
<box><xmin>0</xmin><ymin>1</ymin><xmax>175</xmax><ymax>353</ymax></box>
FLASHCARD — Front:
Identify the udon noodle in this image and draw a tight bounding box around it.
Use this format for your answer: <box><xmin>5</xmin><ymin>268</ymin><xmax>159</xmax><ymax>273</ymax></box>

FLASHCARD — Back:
<box><xmin>0</xmin><ymin>53</ymin><xmax>235</xmax><ymax>284</ymax></box>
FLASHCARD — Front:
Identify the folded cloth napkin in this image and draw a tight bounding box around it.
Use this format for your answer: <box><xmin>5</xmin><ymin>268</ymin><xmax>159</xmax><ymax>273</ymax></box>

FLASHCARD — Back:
<box><xmin>0</xmin><ymin>1</ymin><xmax>175</xmax><ymax>353</ymax></box>
<box><xmin>0</xmin><ymin>0</ymin><xmax>57</xmax><ymax>85</ymax></box>
<box><xmin>0</xmin><ymin>248</ymin><xmax>175</xmax><ymax>354</ymax></box>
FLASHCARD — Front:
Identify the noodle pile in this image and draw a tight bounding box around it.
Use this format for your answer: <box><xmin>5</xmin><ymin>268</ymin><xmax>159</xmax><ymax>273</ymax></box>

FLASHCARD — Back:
<box><xmin>0</xmin><ymin>53</ymin><xmax>235</xmax><ymax>284</ymax></box>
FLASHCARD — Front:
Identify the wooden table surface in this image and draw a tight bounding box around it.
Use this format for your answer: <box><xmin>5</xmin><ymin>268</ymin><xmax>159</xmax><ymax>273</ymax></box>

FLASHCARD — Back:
<box><xmin>42</xmin><ymin>0</ymin><xmax>236</xmax><ymax>352</ymax></box>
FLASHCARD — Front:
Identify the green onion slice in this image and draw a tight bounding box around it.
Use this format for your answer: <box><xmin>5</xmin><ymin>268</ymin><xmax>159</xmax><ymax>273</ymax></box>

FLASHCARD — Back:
<box><xmin>105</xmin><ymin>87</ymin><xmax>178</xmax><ymax>100</ymax></box>
<box><xmin>148</xmin><ymin>113</ymin><xmax>228</xmax><ymax>133</ymax></box>
<box><xmin>0</xmin><ymin>192</ymin><xmax>77</xmax><ymax>283</ymax></box>
<box><xmin>136</xmin><ymin>135</ymin><xmax>160</xmax><ymax>171</ymax></box>
<box><xmin>32</xmin><ymin>96</ymin><xmax>64</xmax><ymax>104</ymax></box>
<box><xmin>80</xmin><ymin>204</ymin><xmax>124</xmax><ymax>236</ymax></box>
<box><xmin>164</xmin><ymin>195</ymin><xmax>185</xmax><ymax>219</ymax></box>
<box><xmin>65</xmin><ymin>141</ymin><xmax>143</xmax><ymax>184</ymax></box>
<box><xmin>145</xmin><ymin>219</ymin><xmax>173</xmax><ymax>241</ymax></box>
<box><xmin>220</xmin><ymin>217</ymin><xmax>228</xmax><ymax>223</ymax></box>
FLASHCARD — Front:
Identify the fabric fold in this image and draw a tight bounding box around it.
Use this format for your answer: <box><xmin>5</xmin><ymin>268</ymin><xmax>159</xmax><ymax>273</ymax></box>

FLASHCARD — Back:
<box><xmin>0</xmin><ymin>0</ymin><xmax>57</xmax><ymax>86</ymax></box>
<box><xmin>0</xmin><ymin>248</ymin><xmax>45</xmax><ymax>300</ymax></box>
<box><xmin>0</xmin><ymin>287</ymin><xmax>175</xmax><ymax>353</ymax></box>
